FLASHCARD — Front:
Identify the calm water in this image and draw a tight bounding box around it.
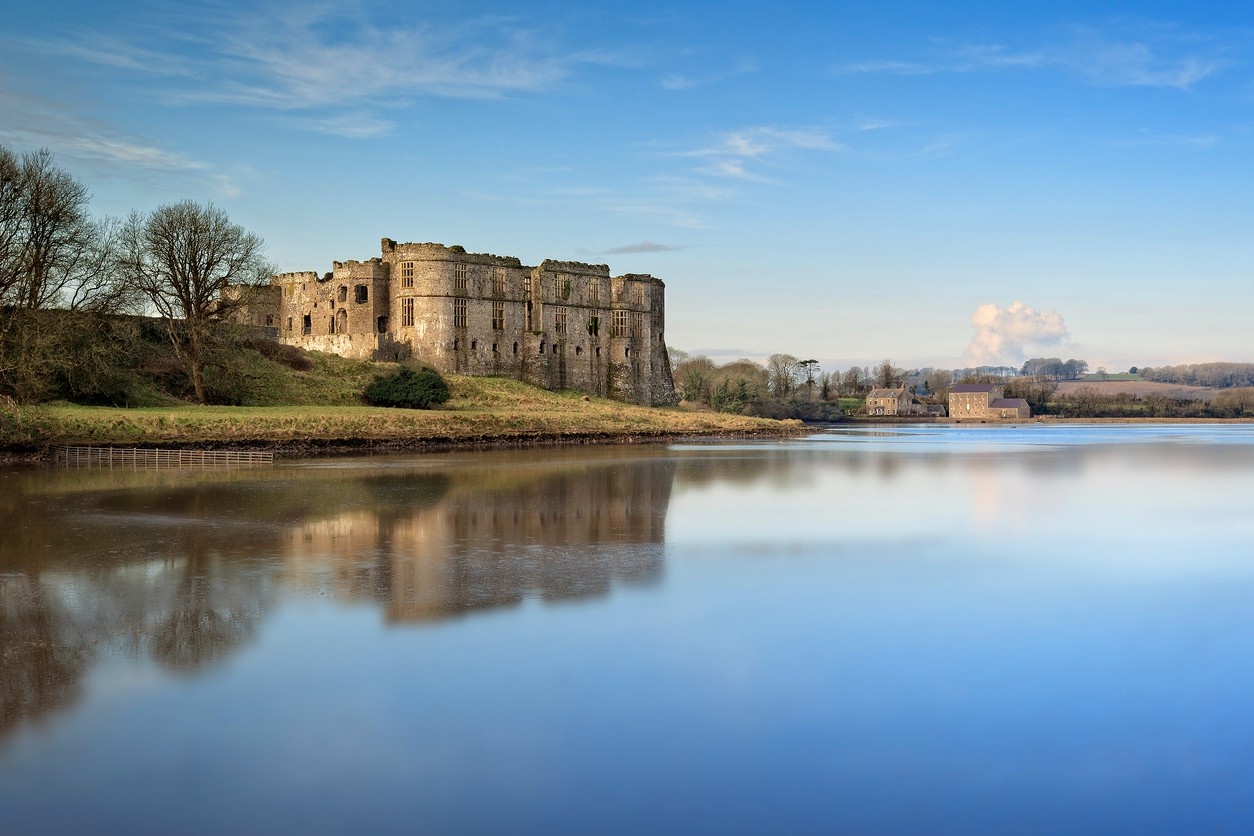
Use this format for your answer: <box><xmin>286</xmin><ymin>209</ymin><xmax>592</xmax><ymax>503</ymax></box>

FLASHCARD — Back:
<box><xmin>3</xmin><ymin>424</ymin><xmax>1254</xmax><ymax>834</ymax></box>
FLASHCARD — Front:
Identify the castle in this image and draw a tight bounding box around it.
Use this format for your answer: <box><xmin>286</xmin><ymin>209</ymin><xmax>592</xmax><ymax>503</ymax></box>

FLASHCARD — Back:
<box><xmin>232</xmin><ymin>238</ymin><xmax>677</xmax><ymax>406</ymax></box>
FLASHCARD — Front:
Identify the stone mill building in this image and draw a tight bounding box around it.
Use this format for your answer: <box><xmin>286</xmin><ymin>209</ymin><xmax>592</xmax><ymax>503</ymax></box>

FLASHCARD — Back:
<box><xmin>232</xmin><ymin>238</ymin><xmax>677</xmax><ymax>406</ymax></box>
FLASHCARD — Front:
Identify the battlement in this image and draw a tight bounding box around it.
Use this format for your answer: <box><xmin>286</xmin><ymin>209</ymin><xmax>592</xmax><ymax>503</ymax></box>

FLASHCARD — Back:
<box><xmin>538</xmin><ymin>259</ymin><xmax>611</xmax><ymax>276</ymax></box>
<box><xmin>615</xmin><ymin>273</ymin><xmax>666</xmax><ymax>287</ymax></box>
<box><xmin>273</xmin><ymin>271</ymin><xmax>320</xmax><ymax>284</ymax></box>
<box><xmin>381</xmin><ymin>238</ymin><xmax>524</xmax><ymax>267</ymax></box>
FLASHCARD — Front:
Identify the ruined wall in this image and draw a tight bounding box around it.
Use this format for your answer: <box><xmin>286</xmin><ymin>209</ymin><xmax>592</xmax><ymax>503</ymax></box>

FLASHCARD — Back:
<box><xmin>270</xmin><ymin>263</ymin><xmax>396</xmax><ymax>360</ymax></box>
<box><xmin>234</xmin><ymin>237</ymin><xmax>676</xmax><ymax>406</ymax></box>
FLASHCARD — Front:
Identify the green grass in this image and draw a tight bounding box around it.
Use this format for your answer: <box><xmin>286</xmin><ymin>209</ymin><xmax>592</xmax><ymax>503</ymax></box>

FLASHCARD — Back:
<box><xmin>2</xmin><ymin>374</ymin><xmax>801</xmax><ymax>448</ymax></box>
<box><xmin>1079</xmin><ymin>373</ymin><xmax>1143</xmax><ymax>382</ymax></box>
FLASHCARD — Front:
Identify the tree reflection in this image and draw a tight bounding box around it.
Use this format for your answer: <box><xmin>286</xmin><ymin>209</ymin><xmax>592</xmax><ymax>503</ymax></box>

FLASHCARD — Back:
<box><xmin>0</xmin><ymin>451</ymin><xmax>680</xmax><ymax>738</ymax></box>
<box><xmin>0</xmin><ymin>576</ymin><xmax>91</xmax><ymax>738</ymax></box>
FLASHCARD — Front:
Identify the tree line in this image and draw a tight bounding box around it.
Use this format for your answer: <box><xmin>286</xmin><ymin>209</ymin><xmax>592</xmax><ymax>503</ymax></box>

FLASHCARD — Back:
<box><xmin>1</xmin><ymin>145</ymin><xmax>271</xmax><ymax>404</ymax></box>
<box><xmin>1137</xmin><ymin>363</ymin><xmax>1254</xmax><ymax>389</ymax></box>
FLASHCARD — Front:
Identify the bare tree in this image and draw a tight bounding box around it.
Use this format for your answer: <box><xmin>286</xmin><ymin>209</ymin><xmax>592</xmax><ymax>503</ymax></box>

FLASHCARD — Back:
<box><xmin>840</xmin><ymin>366</ymin><xmax>865</xmax><ymax>396</ymax></box>
<box><xmin>875</xmin><ymin>358</ymin><xmax>903</xmax><ymax>389</ymax></box>
<box><xmin>924</xmin><ymin>368</ymin><xmax>953</xmax><ymax>401</ymax></box>
<box><xmin>767</xmin><ymin>353</ymin><xmax>800</xmax><ymax>398</ymax></box>
<box><xmin>117</xmin><ymin>201</ymin><xmax>270</xmax><ymax>402</ymax></box>
<box><xmin>0</xmin><ymin>147</ymin><xmax>125</xmax><ymax>312</ymax></box>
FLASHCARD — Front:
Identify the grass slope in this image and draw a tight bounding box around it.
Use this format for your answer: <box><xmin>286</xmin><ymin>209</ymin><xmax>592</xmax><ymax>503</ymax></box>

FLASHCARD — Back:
<box><xmin>2</xmin><ymin>374</ymin><xmax>800</xmax><ymax>449</ymax></box>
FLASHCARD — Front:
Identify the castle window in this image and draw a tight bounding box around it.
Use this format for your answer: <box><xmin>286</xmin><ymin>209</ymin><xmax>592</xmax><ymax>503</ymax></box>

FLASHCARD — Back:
<box><xmin>471</xmin><ymin>339</ymin><xmax>477</xmax><ymax>351</ymax></box>
<box><xmin>336</xmin><ymin>309</ymin><xmax>347</xmax><ymax>333</ymax></box>
<box><xmin>287</xmin><ymin>317</ymin><xmax>293</xmax><ymax>332</ymax></box>
<box><xmin>338</xmin><ymin>286</ymin><xmax>348</xmax><ymax>303</ymax></box>
<box><xmin>539</xmin><ymin>341</ymin><xmax>545</xmax><ymax>355</ymax></box>
<box><xmin>575</xmin><ymin>346</ymin><xmax>582</xmax><ymax>356</ymax></box>
<box><xmin>400</xmin><ymin>261</ymin><xmax>415</xmax><ymax>288</ymax></box>
<box><xmin>611</xmin><ymin>309</ymin><xmax>628</xmax><ymax>337</ymax></box>
<box><xmin>492</xmin><ymin>343</ymin><xmax>498</xmax><ymax>354</ymax></box>
<box><xmin>513</xmin><ymin>342</ymin><xmax>519</xmax><ymax>356</ymax></box>
<box><xmin>588</xmin><ymin>316</ymin><xmax>599</xmax><ymax>337</ymax></box>
<box><xmin>454</xmin><ymin>262</ymin><xmax>468</xmax><ymax>292</ymax></box>
<box><xmin>355</xmin><ymin>285</ymin><xmax>368</xmax><ymax>303</ymax></box>
<box><xmin>555</xmin><ymin>306</ymin><xmax>568</xmax><ymax>336</ymax></box>
<box><xmin>632</xmin><ymin>312</ymin><xmax>644</xmax><ymax>336</ymax></box>
<box><xmin>329</xmin><ymin>315</ymin><xmax>336</xmax><ymax>334</ymax></box>
<box><xmin>377</xmin><ymin>316</ymin><xmax>388</xmax><ymax>333</ymax></box>
<box><xmin>632</xmin><ymin>285</ymin><xmax>644</xmax><ymax>306</ymax></box>
<box><xmin>453</xmin><ymin>298</ymin><xmax>467</xmax><ymax>328</ymax></box>
<box><xmin>588</xmin><ymin>281</ymin><xmax>600</xmax><ymax>305</ymax></box>
<box><xmin>401</xmin><ymin>298</ymin><xmax>414</xmax><ymax>327</ymax></box>
<box><xmin>265</xmin><ymin>314</ymin><xmax>274</xmax><ymax>327</ymax></box>
<box><xmin>303</xmin><ymin>314</ymin><xmax>311</xmax><ymax>335</ymax></box>
<box><xmin>492</xmin><ymin>301</ymin><xmax>504</xmax><ymax>331</ymax></box>
<box><xmin>492</xmin><ymin>267</ymin><xmax>505</xmax><ymax>296</ymax></box>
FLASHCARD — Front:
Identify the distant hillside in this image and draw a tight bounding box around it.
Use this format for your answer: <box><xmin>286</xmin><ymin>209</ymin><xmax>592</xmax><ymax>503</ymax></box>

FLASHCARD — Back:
<box><xmin>1054</xmin><ymin>380</ymin><xmax>1219</xmax><ymax>402</ymax></box>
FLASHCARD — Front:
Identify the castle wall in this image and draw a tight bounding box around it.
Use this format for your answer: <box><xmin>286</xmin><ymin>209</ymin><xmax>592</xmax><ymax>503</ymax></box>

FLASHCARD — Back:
<box><xmin>235</xmin><ymin>238</ymin><xmax>676</xmax><ymax>405</ymax></box>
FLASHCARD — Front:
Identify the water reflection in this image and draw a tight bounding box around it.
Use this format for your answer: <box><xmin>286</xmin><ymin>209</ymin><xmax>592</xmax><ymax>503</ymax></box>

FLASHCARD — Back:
<box><xmin>5</xmin><ymin>425</ymin><xmax>1254</xmax><ymax>835</ymax></box>
<box><xmin>0</xmin><ymin>448</ymin><xmax>675</xmax><ymax>736</ymax></box>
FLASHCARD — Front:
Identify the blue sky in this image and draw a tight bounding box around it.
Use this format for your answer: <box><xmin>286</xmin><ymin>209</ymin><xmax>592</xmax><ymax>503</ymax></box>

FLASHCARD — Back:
<box><xmin>3</xmin><ymin>0</ymin><xmax>1251</xmax><ymax>371</ymax></box>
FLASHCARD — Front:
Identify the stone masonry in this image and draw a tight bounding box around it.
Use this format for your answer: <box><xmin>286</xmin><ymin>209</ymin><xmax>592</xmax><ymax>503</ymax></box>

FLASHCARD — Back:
<box><xmin>233</xmin><ymin>238</ymin><xmax>677</xmax><ymax>407</ymax></box>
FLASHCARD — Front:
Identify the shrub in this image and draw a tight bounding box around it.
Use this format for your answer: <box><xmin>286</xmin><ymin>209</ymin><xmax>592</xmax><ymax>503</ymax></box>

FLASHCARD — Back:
<box><xmin>363</xmin><ymin>367</ymin><xmax>450</xmax><ymax>409</ymax></box>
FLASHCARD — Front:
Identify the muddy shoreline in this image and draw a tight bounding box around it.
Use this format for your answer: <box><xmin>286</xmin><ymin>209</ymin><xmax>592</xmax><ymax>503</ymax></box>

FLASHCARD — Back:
<box><xmin>0</xmin><ymin>425</ymin><xmax>807</xmax><ymax>465</ymax></box>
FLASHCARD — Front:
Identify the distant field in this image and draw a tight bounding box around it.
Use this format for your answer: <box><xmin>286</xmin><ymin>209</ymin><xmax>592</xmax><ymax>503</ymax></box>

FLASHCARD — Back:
<box><xmin>1078</xmin><ymin>372</ymin><xmax>1142</xmax><ymax>382</ymax></box>
<box><xmin>1053</xmin><ymin>380</ymin><xmax>1219</xmax><ymax>401</ymax></box>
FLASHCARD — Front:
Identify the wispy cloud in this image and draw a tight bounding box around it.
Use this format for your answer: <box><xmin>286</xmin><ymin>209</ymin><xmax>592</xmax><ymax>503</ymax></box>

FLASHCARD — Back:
<box><xmin>603</xmin><ymin>241</ymin><xmax>684</xmax><ymax>254</ymax></box>
<box><xmin>679</xmin><ymin>126</ymin><xmax>844</xmax><ymax>181</ymax></box>
<box><xmin>33</xmin><ymin>3</ymin><xmax>614</xmax><ymax>136</ymax></box>
<box><xmin>1112</xmin><ymin>131</ymin><xmax>1219</xmax><ymax>149</ymax></box>
<box><xmin>0</xmin><ymin>82</ymin><xmax>236</xmax><ymax>196</ymax></box>
<box><xmin>661</xmin><ymin>57</ymin><xmax>759</xmax><ymax>91</ymax></box>
<box><xmin>836</xmin><ymin>24</ymin><xmax>1227</xmax><ymax>91</ymax></box>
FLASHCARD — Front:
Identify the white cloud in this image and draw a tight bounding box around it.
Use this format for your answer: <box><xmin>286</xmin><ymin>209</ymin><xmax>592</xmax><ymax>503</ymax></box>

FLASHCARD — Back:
<box><xmin>661</xmin><ymin>56</ymin><xmax>758</xmax><ymax>91</ymax></box>
<box><xmin>965</xmin><ymin>301</ymin><xmax>1069</xmax><ymax>364</ymax></box>
<box><xmin>836</xmin><ymin>24</ymin><xmax>1226</xmax><ymax>91</ymax></box>
<box><xmin>0</xmin><ymin>84</ymin><xmax>229</xmax><ymax>192</ymax></box>
<box><xmin>680</xmin><ymin>126</ymin><xmax>843</xmax><ymax>181</ymax></box>
<box><xmin>45</xmin><ymin>5</ymin><xmax>603</xmax><ymax>114</ymax></box>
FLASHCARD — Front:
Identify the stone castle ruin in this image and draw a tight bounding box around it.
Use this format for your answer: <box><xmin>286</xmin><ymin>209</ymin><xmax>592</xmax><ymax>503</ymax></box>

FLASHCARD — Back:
<box><xmin>232</xmin><ymin>238</ymin><xmax>677</xmax><ymax>406</ymax></box>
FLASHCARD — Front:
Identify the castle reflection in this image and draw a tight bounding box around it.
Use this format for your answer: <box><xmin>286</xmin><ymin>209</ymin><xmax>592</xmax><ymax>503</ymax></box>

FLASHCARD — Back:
<box><xmin>0</xmin><ymin>447</ymin><xmax>676</xmax><ymax>737</ymax></box>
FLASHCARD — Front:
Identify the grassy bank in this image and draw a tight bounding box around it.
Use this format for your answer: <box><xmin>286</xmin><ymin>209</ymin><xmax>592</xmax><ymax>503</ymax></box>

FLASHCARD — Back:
<box><xmin>0</xmin><ymin>375</ymin><xmax>803</xmax><ymax>456</ymax></box>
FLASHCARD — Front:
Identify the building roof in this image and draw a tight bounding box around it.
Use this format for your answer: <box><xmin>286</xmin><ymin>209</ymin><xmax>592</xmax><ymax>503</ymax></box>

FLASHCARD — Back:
<box><xmin>950</xmin><ymin>384</ymin><xmax>999</xmax><ymax>394</ymax></box>
<box><xmin>990</xmin><ymin>398</ymin><xmax>1028</xmax><ymax>408</ymax></box>
<box><xmin>867</xmin><ymin>387</ymin><xmax>906</xmax><ymax>398</ymax></box>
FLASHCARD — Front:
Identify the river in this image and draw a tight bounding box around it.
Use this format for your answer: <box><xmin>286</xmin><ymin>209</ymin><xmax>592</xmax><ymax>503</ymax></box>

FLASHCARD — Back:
<box><xmin>3</xmin><ymin>424</ymin><xmax>1254</xmax><ymax>834</ymax></box>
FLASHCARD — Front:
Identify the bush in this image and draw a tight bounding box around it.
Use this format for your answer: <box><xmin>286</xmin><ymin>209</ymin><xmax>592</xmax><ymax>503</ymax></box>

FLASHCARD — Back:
<box><xmin>363</xmin><ymin>367</ymin><xmax>450</xmax><ymax>409</ymax></box>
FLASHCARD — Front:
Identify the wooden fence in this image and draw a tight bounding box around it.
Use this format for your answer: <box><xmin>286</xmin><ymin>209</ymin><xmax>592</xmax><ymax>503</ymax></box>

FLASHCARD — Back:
<box><xmin>56</xmin><ymin>446</ymin><xmax>273</xmax><ymax>469</ymax></box>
